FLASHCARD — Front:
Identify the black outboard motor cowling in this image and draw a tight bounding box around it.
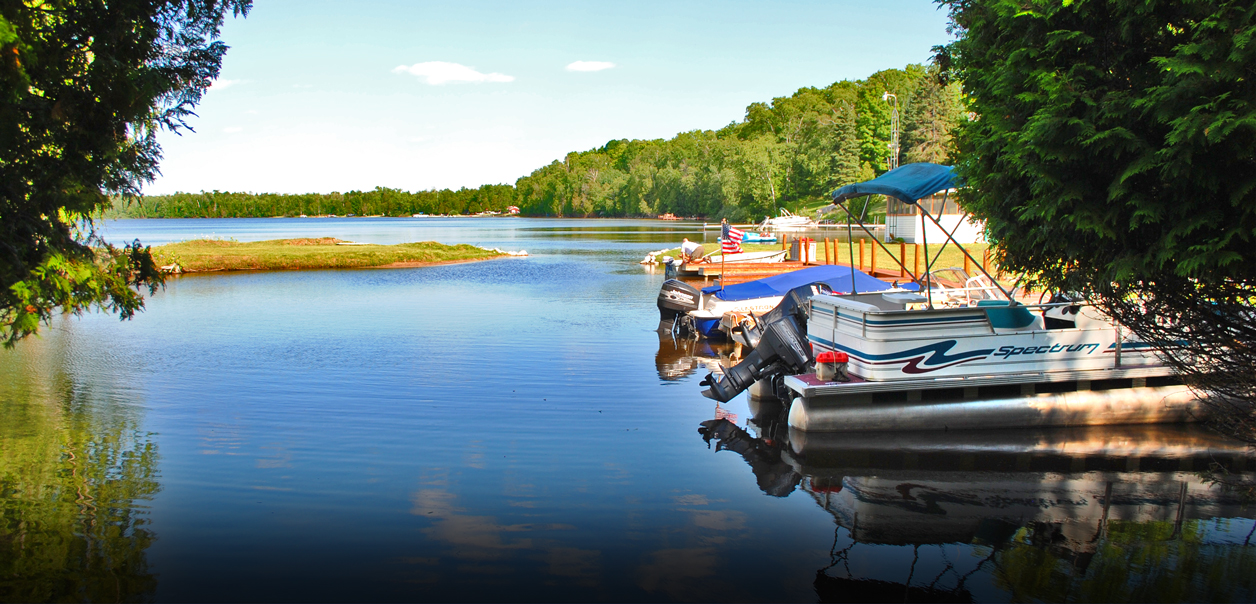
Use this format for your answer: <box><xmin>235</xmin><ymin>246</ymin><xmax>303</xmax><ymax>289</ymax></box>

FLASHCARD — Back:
<box><xmin>700</xmin><ymin>286</ymin><xmax>813</xmax><ymax>402</ymax></box>
<box><xmin>731</xmin><ymin>282</ymin><xmax>831</xmax><ymax>351</ymax></box>
<box><xmin>657</xmin><ymin>279</ymin><xmax>701</xmax><ymax>332</ymax></box>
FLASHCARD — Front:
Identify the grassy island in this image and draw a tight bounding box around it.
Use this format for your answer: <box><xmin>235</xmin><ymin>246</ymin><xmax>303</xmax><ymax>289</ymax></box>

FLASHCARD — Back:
<box><xmin>152</xmin><ymin>238</ymin><xmax>507</xmax><ymax>273</ymax></box>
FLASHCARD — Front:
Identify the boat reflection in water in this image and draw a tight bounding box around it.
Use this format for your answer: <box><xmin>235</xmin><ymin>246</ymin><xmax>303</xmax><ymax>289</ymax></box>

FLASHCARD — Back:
<box><xmin>655</xmin><ymin>334</ymin><xmax>738</xmax><ymax>381</ymax></box>
<box><xmin>701</xmin><ymin>401</ymin><xmax>1256</xmax><ymax>602</ymax></box>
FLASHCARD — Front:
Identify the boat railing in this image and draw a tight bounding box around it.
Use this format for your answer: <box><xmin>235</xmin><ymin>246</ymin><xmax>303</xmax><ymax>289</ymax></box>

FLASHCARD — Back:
<box><xmin>819</xmin><ymin>291</ymin><xmax>1101</xmax><ymax>316</ymax></box>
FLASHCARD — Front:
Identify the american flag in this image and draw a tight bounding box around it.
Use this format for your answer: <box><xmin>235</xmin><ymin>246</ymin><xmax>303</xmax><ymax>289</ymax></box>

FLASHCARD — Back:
<box><xmin>721</xmin><ymin>226</ymin><xmax>744</xmax><ymax>254</ymax></box>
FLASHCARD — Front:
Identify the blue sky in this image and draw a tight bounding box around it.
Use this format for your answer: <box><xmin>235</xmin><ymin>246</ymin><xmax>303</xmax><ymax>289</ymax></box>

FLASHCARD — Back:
<box><xmin>147</xmin><ymin>0</ymin><xmax>954</xmax><ymax>195</ymax></box>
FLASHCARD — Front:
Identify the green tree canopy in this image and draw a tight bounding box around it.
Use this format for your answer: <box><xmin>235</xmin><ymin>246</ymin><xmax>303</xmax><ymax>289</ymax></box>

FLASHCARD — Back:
<box><xmin>113</xmin><ymin>64</ymin><xmax>966</xmax><ymax>224</ymax></box>
<box><xmin>940</xmin><ymin>0</ymin><xmax>1256</xmax><ymax>439</ymax></box>
<box><xmin>1</xmin><ymin>0</ymin><xmax>250</xmax><ymax>346</ymax></box>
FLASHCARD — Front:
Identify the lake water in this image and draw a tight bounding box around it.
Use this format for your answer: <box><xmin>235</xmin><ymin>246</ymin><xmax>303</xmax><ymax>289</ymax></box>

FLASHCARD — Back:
<box><xmin>2</xmin><ymin>217</ymin><xmax>1254</xmax><ymax>602</ymax></box>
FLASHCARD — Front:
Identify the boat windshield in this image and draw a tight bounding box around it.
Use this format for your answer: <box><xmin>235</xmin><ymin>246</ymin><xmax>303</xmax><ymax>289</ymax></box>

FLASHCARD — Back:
<box><xmin>924</xmin><ymin>268</ymin><xmax>1007</xmax><ymax>307</ymax></box>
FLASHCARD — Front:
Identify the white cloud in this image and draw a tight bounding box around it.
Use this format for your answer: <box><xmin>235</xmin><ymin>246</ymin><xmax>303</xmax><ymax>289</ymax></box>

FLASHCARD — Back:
<box><xmin>224</xmin><ymin>126</ymin><xmax>243</xmax><ymax>133</ymax></box>
<box><xmin>565</xmin><ymin>61</ymin><xmax>615</xmax><ymax>72</ymax></box>
<box><xmin>392</xmin><ymin>61</ymin><xmax>514</xmax><ymax>85</ymax></box>
<box><xmin>211</xmin><ymin>79</ymin><xmax>244</xmax><ymax>90</ymax></box>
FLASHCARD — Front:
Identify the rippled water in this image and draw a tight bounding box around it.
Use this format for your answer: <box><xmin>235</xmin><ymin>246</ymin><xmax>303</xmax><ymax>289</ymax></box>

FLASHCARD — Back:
<box><xmin>2</xmin><ymin>218</ymin><xmax>1254</xmax><ymax>602</ymax></box>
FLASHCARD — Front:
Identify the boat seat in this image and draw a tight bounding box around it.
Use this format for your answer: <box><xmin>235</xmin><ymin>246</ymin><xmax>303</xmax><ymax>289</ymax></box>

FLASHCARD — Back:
<box><xmin>977</xmin><ymin>299</ymin><xmax>1038</xmax><ymax>329</ymax></box>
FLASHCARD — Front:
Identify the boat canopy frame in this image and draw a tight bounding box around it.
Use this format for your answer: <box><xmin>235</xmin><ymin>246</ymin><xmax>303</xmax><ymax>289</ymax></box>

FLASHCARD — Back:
<box><xmin>822</xmin><ymin>162</ymin><xmax>1015</xmax><ymax>306</ymax></box>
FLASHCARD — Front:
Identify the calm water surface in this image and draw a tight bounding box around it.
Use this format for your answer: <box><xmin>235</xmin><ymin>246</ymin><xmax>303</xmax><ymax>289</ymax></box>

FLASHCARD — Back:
<box><xmin>2</xmin><ymin>218</ymin><xmax>1254</xmax><ymax>602</ymax></box>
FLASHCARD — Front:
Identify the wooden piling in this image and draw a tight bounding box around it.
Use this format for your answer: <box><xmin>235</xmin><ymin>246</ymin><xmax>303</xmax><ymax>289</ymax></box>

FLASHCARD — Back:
<box><xmin>824</xmin><ymin>238</ymin><xmax>831</xmax><ymax>265</ymax></box>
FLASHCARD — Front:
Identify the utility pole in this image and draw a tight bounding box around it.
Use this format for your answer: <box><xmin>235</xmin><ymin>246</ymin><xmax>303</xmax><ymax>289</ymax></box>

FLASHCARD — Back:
<box><xmin>882</xmin><ymin>92</ymin><xmax>899</xmax><ymax>171</ymax></box>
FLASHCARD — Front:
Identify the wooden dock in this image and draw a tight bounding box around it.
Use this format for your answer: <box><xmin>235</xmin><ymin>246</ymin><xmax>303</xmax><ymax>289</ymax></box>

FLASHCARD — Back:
<box><xmin>679</xmin><ymin>234</ymin><xmax>1000</xmax><ymax>287</ymax></box>
<box><xmin>701</xmin><ymin>262</ymin><xmax>911</xmax><ymax>286</ymax></box>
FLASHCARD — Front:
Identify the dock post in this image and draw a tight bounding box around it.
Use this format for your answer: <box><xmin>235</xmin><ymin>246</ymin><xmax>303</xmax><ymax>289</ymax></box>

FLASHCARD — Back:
<box><xmin>824</xmin><ymin>238</ymin><xmax>831</xmax><ymax>265</ymax></box>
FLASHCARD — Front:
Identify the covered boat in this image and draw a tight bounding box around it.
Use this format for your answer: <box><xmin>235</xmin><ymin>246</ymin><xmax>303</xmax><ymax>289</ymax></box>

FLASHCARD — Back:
<box><xmin>656</xmin><ymin>264</ymin><xmax>908</xmax><ymax>340</ymax></box>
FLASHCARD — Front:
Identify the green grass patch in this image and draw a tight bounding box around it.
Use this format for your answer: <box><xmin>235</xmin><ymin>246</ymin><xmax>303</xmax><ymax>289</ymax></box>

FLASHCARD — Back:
<box><xmin>153</xmin><ymin>238</ymin><xmax>505</xmax><ymax>272</ymax></box>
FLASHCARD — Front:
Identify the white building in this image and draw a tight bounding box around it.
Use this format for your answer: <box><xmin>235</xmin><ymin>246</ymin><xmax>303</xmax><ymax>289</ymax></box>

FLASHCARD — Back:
<box><xmin>884</xmin><ymin>190</ymin><xmax>985</xmax><ymax>244</ymax></box>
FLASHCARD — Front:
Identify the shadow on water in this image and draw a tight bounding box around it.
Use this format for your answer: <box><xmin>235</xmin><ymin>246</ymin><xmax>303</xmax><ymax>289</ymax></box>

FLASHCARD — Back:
<box><xmin>700</xmin><ymin>400</ymin><xmax>1256</xmax><ymax>603</ymax></box>
<box><xmin>0</xmin><ymin>334</ymin><xmax>159</xmax><ymax>602</ymax></box>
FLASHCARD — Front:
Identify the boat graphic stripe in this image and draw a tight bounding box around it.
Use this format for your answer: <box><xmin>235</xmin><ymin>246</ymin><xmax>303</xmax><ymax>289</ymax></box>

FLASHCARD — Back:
<box><xmin>1104</xmin><ymin>341</ymin><xmax>1157</xmax><ymax>351</ymax></box>
<box><xmin>813</xmin><ymin>306</ymin><xmax>988</xmax><ymax>327</ymax></box>
<box><xmin>809</xmin><ymin>335</ymin><xmax>994</xmax><ymax>373</ymax></box>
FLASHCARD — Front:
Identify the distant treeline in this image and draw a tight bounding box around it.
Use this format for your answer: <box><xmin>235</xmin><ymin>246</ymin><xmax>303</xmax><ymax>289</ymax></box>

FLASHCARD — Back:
<box><xmin>106</xmin><ymin>184</ymin><xmax>517</xmax><ymax>219</ymax></box>
<box><xmin>110</xmin><ymin>64</ymin><xmax>963</xmax><ymax>221</ymax></box>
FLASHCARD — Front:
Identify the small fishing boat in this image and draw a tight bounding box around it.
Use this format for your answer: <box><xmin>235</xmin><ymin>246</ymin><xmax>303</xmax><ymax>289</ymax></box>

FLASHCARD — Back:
<box><xmin>657</xmin><ymin>264</ymin><xmax>905</xmax><ymax>340</ymax></box>
<box><xmin>657</xmin><ymin>213</ymin><xmax>682</xmax><ymax>220</ymax></box>
<box><xmin>700</xmin><ymin>163</ymin><xmax>1201</xmax><ymax>432</ymax></box>
<box><xmin>741</xmin><ymin>232</ymin><xmax>777</xmax><ymax>243</ymax></box>
<box><xmin>664</xmin><ymin>249</ymin><xmax>787</xmax><ymax>278</ymax></box>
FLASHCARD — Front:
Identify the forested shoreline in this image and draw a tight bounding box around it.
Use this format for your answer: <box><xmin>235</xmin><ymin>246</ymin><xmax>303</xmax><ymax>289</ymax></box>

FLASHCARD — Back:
<box><xmin>110</xmin><ymin>64</ymin><xmax>963</xmax><ymax>221</ymax></box>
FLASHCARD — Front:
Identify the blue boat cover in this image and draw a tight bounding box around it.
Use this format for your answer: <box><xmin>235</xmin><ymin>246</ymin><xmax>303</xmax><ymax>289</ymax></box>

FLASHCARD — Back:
<box><xmin>830</xmin><ymin>162</ymin><xmax>961</xmax><ymax>204</ymax></box>
<box><xmin>702</xmin><ymin>265</ymin><xmax>914</xmax><ymax>301</ymax></box>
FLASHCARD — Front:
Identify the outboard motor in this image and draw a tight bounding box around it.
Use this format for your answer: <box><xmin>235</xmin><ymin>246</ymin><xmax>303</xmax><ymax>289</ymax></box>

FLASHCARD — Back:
<box><xmin>700</xmin><ymin>287</ymin><xmax>813</xmax><ymax>402</ymax></box>
<box><xmin>731</xmin><ymin>283</ymin><xmax>831</xmax><ymax>351</ymax></box>
<box><xmin>657</xmin><ymin>279</ymin><xmax>701</xmax><ymax>332</ymax></box>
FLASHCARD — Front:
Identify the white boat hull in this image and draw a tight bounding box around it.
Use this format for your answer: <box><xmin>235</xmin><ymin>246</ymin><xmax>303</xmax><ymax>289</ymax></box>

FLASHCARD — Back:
<box><xmin>805</xmin><ymin>294</ymin><xmax>1161</xmax><ymax>381</ymax></box>
<box><xmin>785</xmin><ymin>293</ymin><xmax>1187</xmax><ymax>432</ymax></box>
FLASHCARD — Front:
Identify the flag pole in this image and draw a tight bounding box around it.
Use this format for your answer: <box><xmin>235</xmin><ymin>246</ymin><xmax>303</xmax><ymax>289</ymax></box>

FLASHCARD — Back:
<box><xmin>720</xmin><ymin>220</ymin><xmax>727</xmax><ymax>292</ymax></box>
<box><xmin>723</xmin><ymin>238</ymin><xmax>733</xmax><ymax>291</ymax></box>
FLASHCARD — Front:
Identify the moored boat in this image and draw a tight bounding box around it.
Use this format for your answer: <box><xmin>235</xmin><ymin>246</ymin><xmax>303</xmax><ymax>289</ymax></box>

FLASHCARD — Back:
<box><xmin>761</xmin><ymin>208</ymin><xmax>815</xmax><ymax>230</ymax></box>
<box><xmin>664</xmin><ymin>249</ymin><xmax>787</xmax><ymax>278</ymax></box>
<box><xmin>699</xmin><ymin>163</ymin><xmax>1202</xmax><ymax>432</ymax></box>
<box><xmin>741</xmin><ymin>232</ymin><xmax>777</xmax><ymax>243</ymax></box>
<box><xmin>656</xmin><ymin>264</ymin><xmax>906</xmax><ymax>340</ymax></box>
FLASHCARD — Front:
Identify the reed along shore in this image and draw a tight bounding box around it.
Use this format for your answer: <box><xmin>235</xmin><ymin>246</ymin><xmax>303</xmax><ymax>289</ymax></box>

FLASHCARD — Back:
<box><xmin>152</xmin><ymin>238</ymin><xmax>508</xmax><ymax>273</ymax></box>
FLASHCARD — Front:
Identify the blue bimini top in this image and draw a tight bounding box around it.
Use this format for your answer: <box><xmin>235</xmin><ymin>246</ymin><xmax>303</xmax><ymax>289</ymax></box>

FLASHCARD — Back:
<box><xmin>702</xmin><ymin>264</ymin><xmax>914</xmax><ymax>302</ymax></box>
<box><xmin>831</xmin><ymin>162</ymin><xmax>961</xmax><ymax>204</ymax></box>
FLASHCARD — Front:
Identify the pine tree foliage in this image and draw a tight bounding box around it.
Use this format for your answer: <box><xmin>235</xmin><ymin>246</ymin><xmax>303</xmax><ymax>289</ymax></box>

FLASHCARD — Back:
<box><xmin>1</xmin><ymin>0</ymin><xmax>251</xmax><ymax>346</ymax></box>
<box><xmin>939</xmin><ymin>0</ymin><xmax>1256</xmax><ymax>440</ymax></box>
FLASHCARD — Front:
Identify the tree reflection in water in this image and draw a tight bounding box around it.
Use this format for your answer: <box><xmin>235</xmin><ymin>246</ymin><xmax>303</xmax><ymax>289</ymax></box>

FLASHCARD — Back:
<box><xmin>700</xmin><ymin>400</ymin><xmax>1256</xmax><ymax>602</ymax></box>
<box><xmin>0</xmin><ymin>339</ymin><xmax>159</xmax><ymax>602</ymax></box>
